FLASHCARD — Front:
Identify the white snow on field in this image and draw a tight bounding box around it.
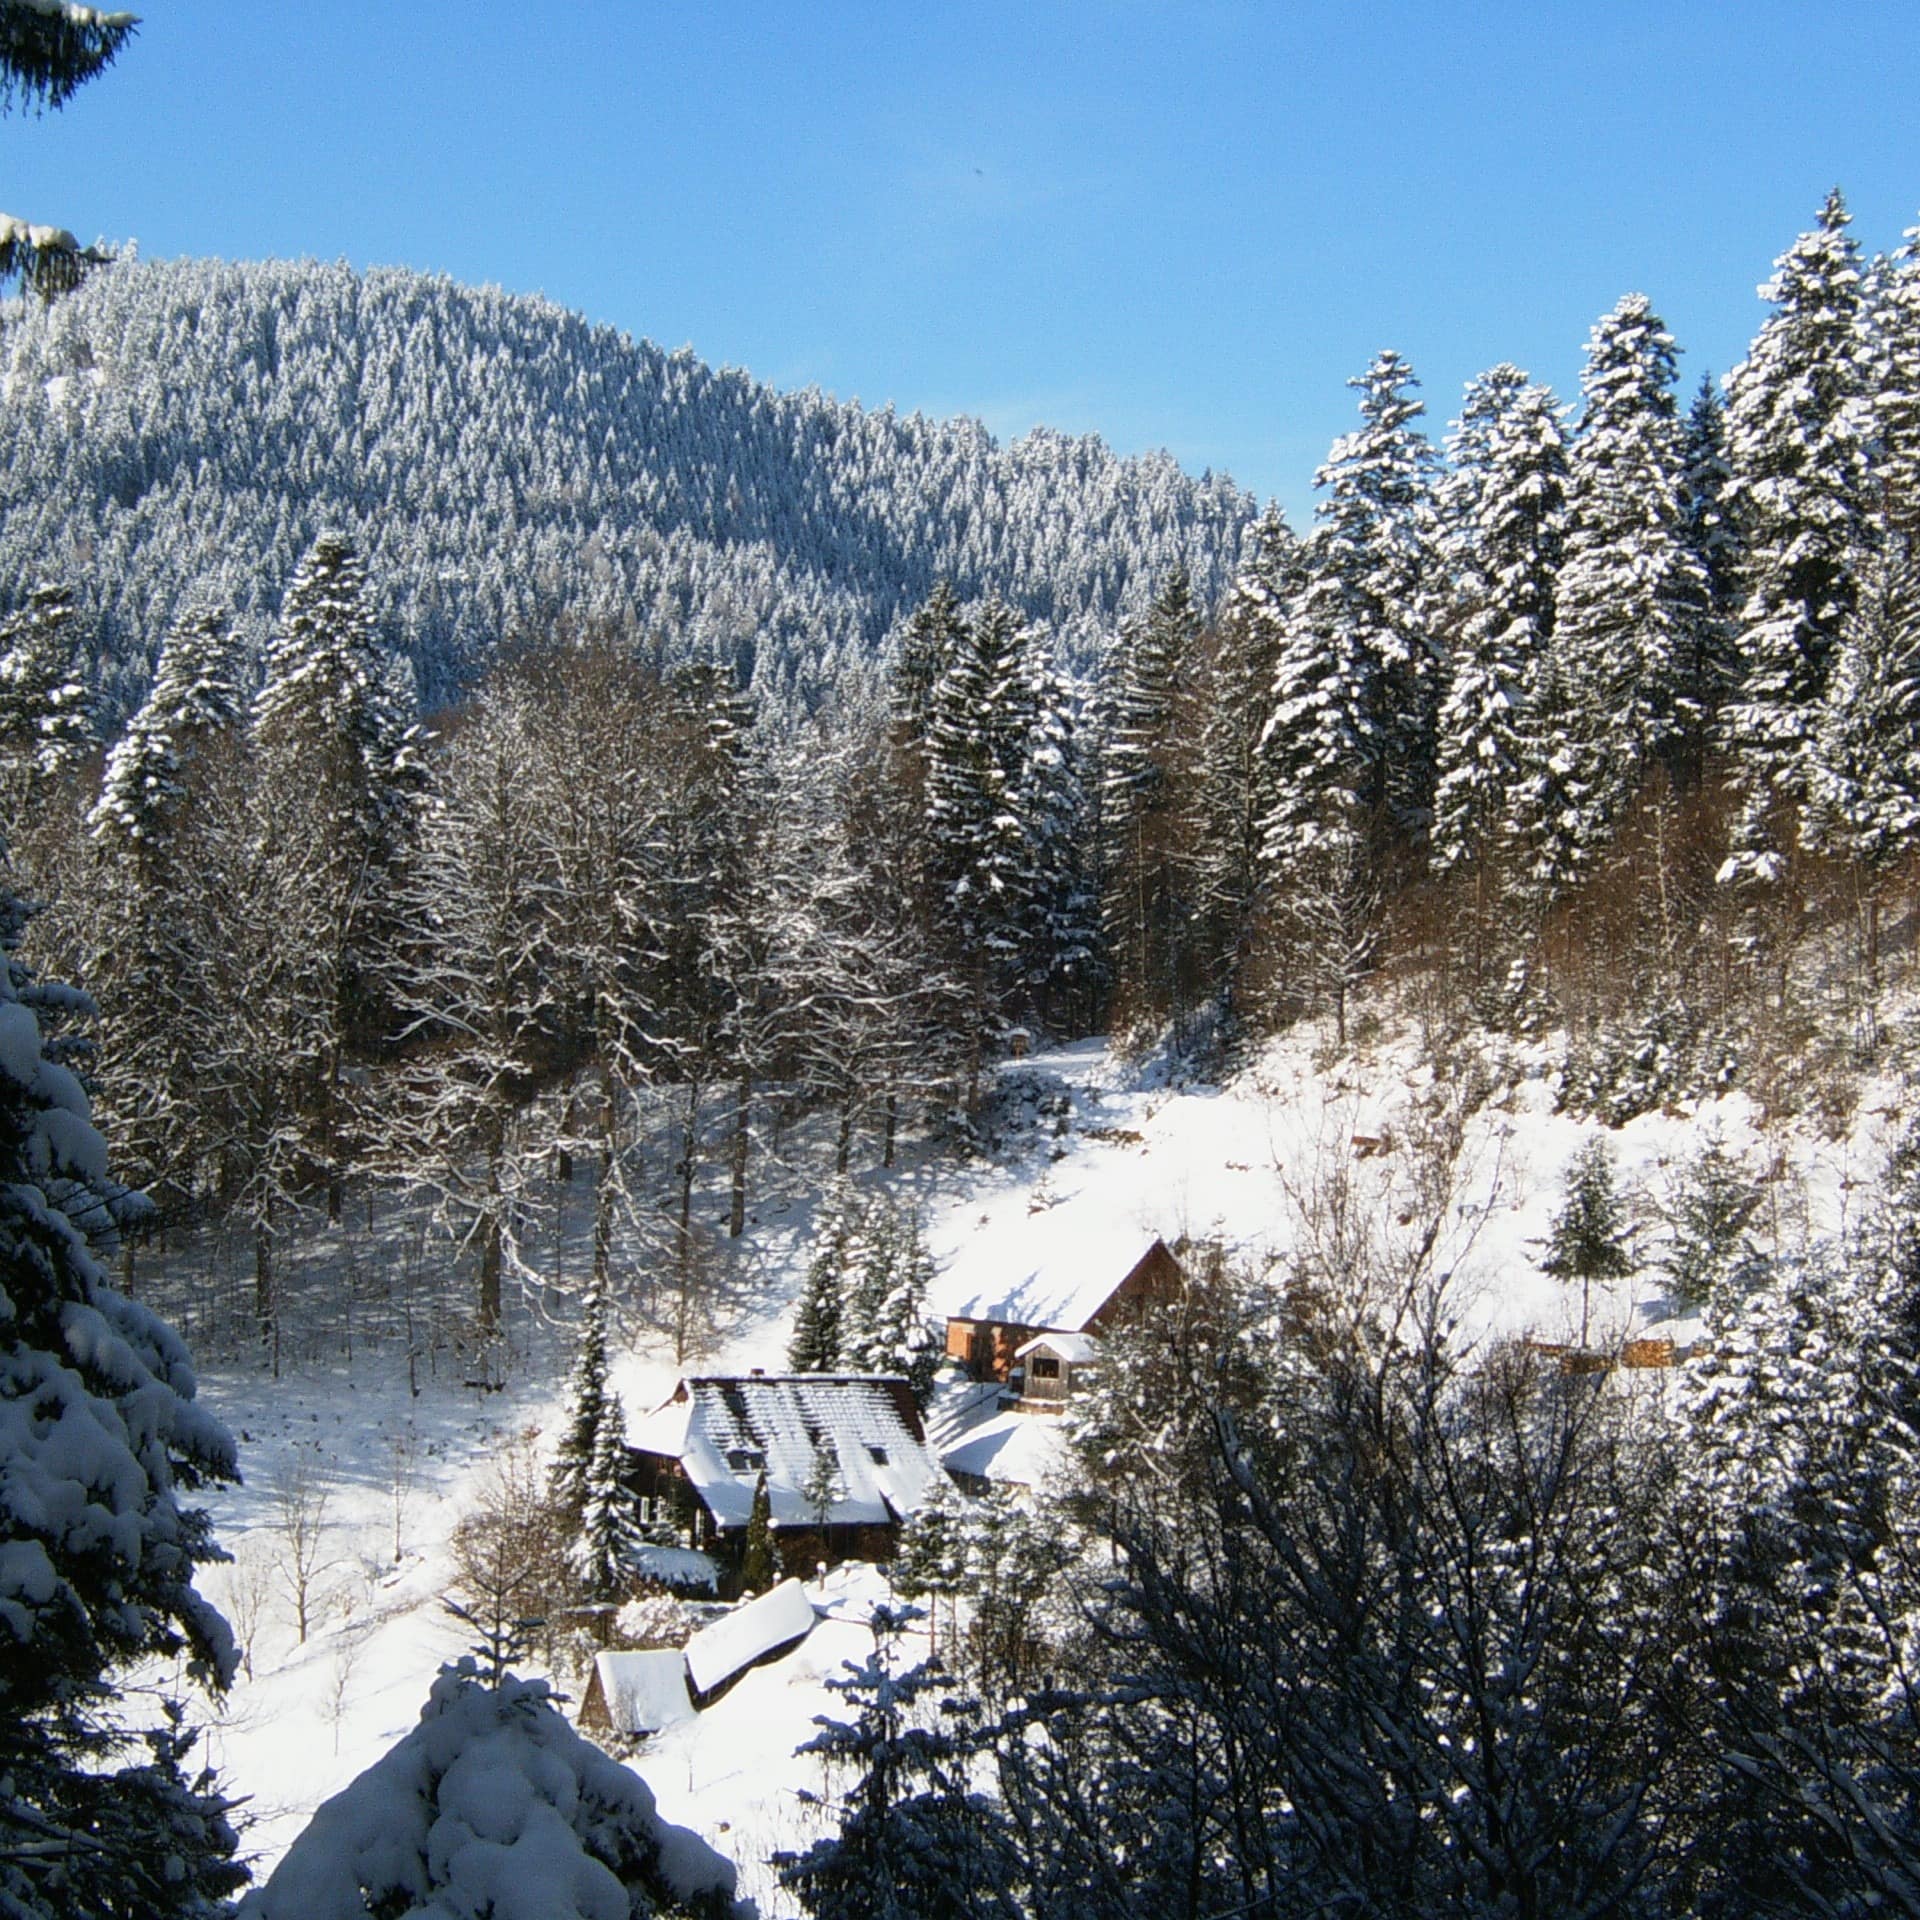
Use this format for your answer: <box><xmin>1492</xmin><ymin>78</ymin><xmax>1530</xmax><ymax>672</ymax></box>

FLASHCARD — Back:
<box><xmin>179</xmin><ymin>1016</ymin><xmax>1912</xmax><ymax>1913</ymax></box>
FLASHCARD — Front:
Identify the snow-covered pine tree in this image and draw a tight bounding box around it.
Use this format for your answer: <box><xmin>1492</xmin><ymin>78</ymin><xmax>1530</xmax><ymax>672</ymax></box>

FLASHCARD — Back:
<box><xmin>1007</xmin><ymin>631</ymin><xmax>1101</xmax><ymax>1026</ymax></box>
<box><xmin>0</xmin><ymin>0</ymin><xmax>134</xmax><ymax>299</ymax></box>
<box><xmin>1539</xmin><ymin>1138</ymin><xmax>1636</xmax><ymax>1341</ymax></box>
<box><xmin>1802</xmin><ymin>549</ymin><xmax>1920</xmax><ymax>981</ymax></box>
<box><xmin>234</xmin><ymin>1661</ymin><xmax>741</xmax><ymax>1920</ymax></box>
<box><xmin>0</xmin><ymin>581</ymin><xmax>92</xmax><ymax>839</ymax></box>
<box><xmin>790</xmin><ymin>1177</ymin><xmax>860</xmax><ymax>1370</ymax></box>
<box><xmin>890</xmin><ymin>1471</ymin><xmax>971</xmax><ymax>1661</ymax></box>
<box><xmin>1430</xmin><ymin>366</ymin><xmax>1568</xmax><ymax>952</ymax></box>
<box><xmin>0</xmin><ymin>881</ymin><xmax>244</xmax><ymax>1916</ymax></box>
<box><xmin>81</xmin><ymin>605</ymin><xmax>243</xmax><ymax>1207</ymax></box>
<box><xmin>248</xmin><ymin>531</ymin><xmax>424</xmax><ymax>1222</ymax></box>
<box><xmin>1678</xmin><ymin>1226</ymin><xmax>1920</xmax><ymax>1918</ymax></box>
<box><xmin>1657</xmin><ymin>1128</ymin><xmax>1766</xmax><ymax>1312</ymax></box>
<box><xmin>1553</xmin><ymin>297</ymin><xmax>1712</xmax><ymax>853</ymax></box>
<box><xmin>777</xmin><ymin>1614</ymin><xmax>1005</xmax><ymax>1920</ymax></box>
<box><xmin>1866</xmin><ymin>218</ymin><xmax>1920</xmax><ymax>552</ymax></box>
<box><xmin>1679</xmin><ymin>374</ymin><xmax>1744</xmax><ymax>744</ymax></box>
<box><xmin>922</xmin><ymin>595</ymin><xmax>1030</xmax><ymax>1099</ymax></box>
<box><xmin>1196</xmin><ymin>505</ymin><xmax>1303</xmax><ymax>1004</ymax></box>
<box><xmin>552</xmin><ymin>1276</ymin><xmax>616</xmax><ymax>1520</ymax></box>
<box><xmin>889</xmin><ymin>580</ymin><xmax>966</xmax><ymax>750</ymax></box>
<box><xmin>841</xmin><ymin>1198</ymin><xmax>941</xmax><ymax>1404</ymax></box>
<box><xmin>1722</xmin><ymin>190</ymin><xmax>1874</xmax><ymax>862</ymax></box>
<box><xmin>571</xmin><ymin>1396</ymin><xmax>641</xmax><ymax>1601</ymax></box>
<box><xmin>1260</xmin><ymin>354</ymin><xmax>1439</xmax><ymax>1035</ymax></box>
<box><xmin>1101</xmin><ymin>566</ymin><xmax>1201</xmax><ymax>1027</ymax></box>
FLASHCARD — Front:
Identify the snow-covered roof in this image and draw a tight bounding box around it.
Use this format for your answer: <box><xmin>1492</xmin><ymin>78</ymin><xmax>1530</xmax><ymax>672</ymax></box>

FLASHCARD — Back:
<box><xmin>1015</xmin><ymin>1330</ymin><xmax>1098</xmax><ymax>1364</ymax></box>
<box><xmin>936</xmin><ymin>1400</ymin><xmax>1073</xmax><ymax>1489</ymax></box>
<box><xmin>631</xmin><ymin>1374</ymin><xmax>944</xmax><ymax>1531</ymax></box>
<box><xmin>590</xmin><ymin>1650</ymin><xmax>694</xmax><ymax>1734</ymax></box>
<box><xmin>630</xmin><ymin>1545</ymin><xmax>718</xmax><ymax>1594</ymax></box>
<box><xmin>684</xmin><ymin>1577</ymin><xmax>817</xmax><ymax>1698</ymax></box>
<box><xmin>934</xmin><ymin>1212</ymin><xmax>1169</xmax><ymax>1332</ymax></box>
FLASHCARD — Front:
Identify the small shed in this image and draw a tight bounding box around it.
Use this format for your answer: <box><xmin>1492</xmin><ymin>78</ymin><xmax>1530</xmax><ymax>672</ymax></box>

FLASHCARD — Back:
<box><xmin>577</xmin><ymin>1650</ymin><xmax>694</xmax><ymax>1737</ymax></box>
<box><xmin>684</xmin><ymin>1576</ymin><xmax>818</xmax><ymax>1705</ymax></box>
<box><xmin>1011</xmin><ymin>1330</ymin><xmax>1096</xmax><ymax>1410</ymax></box>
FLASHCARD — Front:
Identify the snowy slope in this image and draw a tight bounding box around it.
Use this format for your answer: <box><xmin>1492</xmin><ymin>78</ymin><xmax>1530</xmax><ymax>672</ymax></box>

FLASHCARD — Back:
<box><xmin>183</xmin><ymin>1013</ymin><xmax>1908</xmax><ymax>1912</ymax></box>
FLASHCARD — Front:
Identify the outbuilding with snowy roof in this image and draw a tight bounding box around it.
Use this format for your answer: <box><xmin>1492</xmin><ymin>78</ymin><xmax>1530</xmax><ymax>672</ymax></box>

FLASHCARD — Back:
<box><xmin>627</xmin><ymin>1372</ymin><xmax>949</xmax><ymax>1585</ymax></box>
<box><xmin>937</xmin><ymin>1227</ymin><xmax>1182</xmax><ymax>1383</ymax></box>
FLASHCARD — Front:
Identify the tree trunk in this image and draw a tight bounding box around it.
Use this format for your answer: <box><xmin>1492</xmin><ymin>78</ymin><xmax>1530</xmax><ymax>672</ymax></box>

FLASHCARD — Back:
<box><xmin>478</xmin><ymin>1208</ymin><xmax>502</xmax><ymax>1338</ymax></box>
<box><xmin>728</xmin><ymin>1071</ymin><xmax>750</xmax><ymax>1239</ymax></box>
<box><xmin>883</xmin><ymin>1092</ymin><xmax>898</xmax><ymax>1169</ymax></box>
<box><xmin>254</xmin><ymin>1218</ymin><xmax>275</xmax><ymax>1351</ymax></box>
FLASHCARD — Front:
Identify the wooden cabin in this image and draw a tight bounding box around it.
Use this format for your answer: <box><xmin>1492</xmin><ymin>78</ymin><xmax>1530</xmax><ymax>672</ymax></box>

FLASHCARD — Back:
<box><xmin>626</xmin><ymin>1373</ymin><xmax>948</xmax><ymax>1590</ymax></box>
<box><xmin>942</xmin><ymin>1235</ymin><xmax>1183</xmax><ymax>1385</ymax></box>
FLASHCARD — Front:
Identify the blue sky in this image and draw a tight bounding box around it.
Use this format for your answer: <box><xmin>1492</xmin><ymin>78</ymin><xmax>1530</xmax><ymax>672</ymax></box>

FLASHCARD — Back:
<box><xmin>7</xmin><ymin>2</ymin><xmax>1918</xmax><ymax>520</ymax></box>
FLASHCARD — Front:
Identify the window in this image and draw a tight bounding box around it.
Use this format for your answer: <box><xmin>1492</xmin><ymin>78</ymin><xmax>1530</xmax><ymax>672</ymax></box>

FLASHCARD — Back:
<box><xmin>726</xmin><ymin>1447</ymin><xmax>766</xmax><ymax>1473</ymax></box>
<box><xmin>866</xmin><ymin>1444</ymin><xmax>889</xmax><ymax>1465</ymax></box>
<box><xmin>1031</xmin><ymin>1356</ymin><xmax>1061</xmax><ymax>1381</ymax></box>
<box><xmin>638</xmin><ymin>1495</ymin><xmax>652</xmax><ymax>1523</ymax></box>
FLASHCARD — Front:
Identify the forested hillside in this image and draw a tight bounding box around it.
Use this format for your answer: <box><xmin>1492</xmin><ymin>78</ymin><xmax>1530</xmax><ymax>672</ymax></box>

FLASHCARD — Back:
<box><xmin>0</xmin><ymin>257</ymin><xmax>1255</xmax><ymax>716</ymax></box>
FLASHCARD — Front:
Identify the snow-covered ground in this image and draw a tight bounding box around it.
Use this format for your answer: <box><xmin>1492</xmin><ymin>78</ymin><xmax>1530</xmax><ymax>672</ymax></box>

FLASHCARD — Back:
<box><xmin>179</xmin><ymin>1014</ymin><xmax>1913</xmax><ymax>1910</ymax></box>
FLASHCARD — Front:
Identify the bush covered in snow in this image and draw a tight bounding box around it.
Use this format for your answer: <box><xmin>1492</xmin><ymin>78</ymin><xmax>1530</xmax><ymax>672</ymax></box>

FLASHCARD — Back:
<box><xmin>236</xmin><ymin>1659</ymin><xmax>743</xmax><ymax>1920</ymax></box>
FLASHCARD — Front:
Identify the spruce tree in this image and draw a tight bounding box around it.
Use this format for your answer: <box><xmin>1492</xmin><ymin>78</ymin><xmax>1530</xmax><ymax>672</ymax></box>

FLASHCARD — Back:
<box><xmin>0</xmin><ymin>582</ymin><xmax>92</xmax><ymax>836</ymax></box>
<box><xmin>1554</xmin><ymin>297</ymin><xmax>1711</xmax><ymax>843</ymax></box>
<box><xmin>84</xmin><ymin>605</ymin><xmax>243</xmax><ymax>1206</ymax></box>
<box><xmin>1722</xmin><ymin>190</ymin><xmax>1874</xmax><ymax>848</ymax></box>
<box><xmin>1431</xmin><ymin>366</ymin><xmax>1568</xmax><ymax>926</ymax></box>
<box><xmin>1101</xmin><ymin>566</ymin><xmax>1201</xmax><ymax>1026</ymax></box>
<box><xmin>551</xmin><ymin>1278</ymin><xmax>615</xmax><ymax>1522</ymax></box>
<box><xmin>0</xmin><ymin>0</ymin><xmax>135</xmax><ymax>299</ymax></box>
<box><xmin>1802</xmin><ymin>550</ymin><xmax>1920</xmax><ymax>980</ymax></box>
<box><xmin>1539</xmin><ymin>1139</ymin><xmax>1636</xmax><ymax>1341</ymax></box>
<box><xmin>570</xmin><ymin>1401</ymin><xmax>640</xmax><ymax>1601</ymax></box>
<box><xmin>1197</xmin><ymin>506</ymin><xmax>1302</xmax><ymax>1003</ymax></box>
<box><xmin>1262</xmin><ymin>352</ymin><xmax>1440</xmax><ymax>1034</ymax></box>
<box><xmin>247</xmin><ymin>531</ymin><xmax>423</xmax><ymax>1228</ymax></box>
<box><xmin>741</xmin><ymin>1472</ymin><xmax>775</xmax><ymax>1593</ymax></box>
<box><xmin>0</xmin><ymin>885</ymin><xmax>244</xmax><ymax>1915</ymax></box>
<box><xmin>790</xmin><ymin>1178</ymin><xmax>859</xmax><ymax>1370</ymax></box>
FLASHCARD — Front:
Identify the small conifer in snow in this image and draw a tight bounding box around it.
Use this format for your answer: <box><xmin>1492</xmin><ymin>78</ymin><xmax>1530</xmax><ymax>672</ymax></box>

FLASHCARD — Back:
<box><xmin>1539</xmin><ymin>1139</ymin><xmax>1637</xmax><ymax>1339</ymax></box>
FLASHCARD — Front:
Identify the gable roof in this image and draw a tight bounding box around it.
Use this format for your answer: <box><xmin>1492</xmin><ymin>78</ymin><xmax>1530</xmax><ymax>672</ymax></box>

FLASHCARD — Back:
<box><xmin>684</xmin><ymin>1577</ymin><xmax>817</xmax><ymax>1698</ymax></box>
<box><xmin>587</xmin><ymin>1650</ymin><xmax>694</xmax><ymax>1735</ymax></box>
<box><xmin>936</xmin><ymin>1218</ymin><xmax>1171</xmax><ymax>1333</ymax></box>
<box><xmin>629</xmin><ymin>1373</ymin><xmax>946</xmax><ymax>1531</ymax></box>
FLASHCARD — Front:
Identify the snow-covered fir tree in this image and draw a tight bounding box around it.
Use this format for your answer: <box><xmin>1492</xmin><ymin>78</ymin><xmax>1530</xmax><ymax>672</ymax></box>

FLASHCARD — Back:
<box><xmin>551</xmin><ymin>1276</ymin><xmax>618</xmax><ymax>1520</ymax></box>
<box><xmin>1430</xmin><ymin>365</ymin><xmax>1568</xmax><ymax>928</ymax></box>
<box><xmin>81</xmin><ymin>604</ymin><xmax>243</xmax><ymax>1205</ymax></box>
<box><xmin>571</xmin><ymin>1403</ymin><xmax>643</xmax><ymax>1600</ymax></box>
<box><xmin>1539</xmin><ymin>1138</ymin><xmax>1636</xmax><ymax>1339</ymax></box>
<box><xmin>0</xmin><ymin>582</ymin><xmax>92</xmax><ymax>836</ymax></box>
<box><xmin>1261</xmin><ymin>352</ymin><xmax>1440</xmax><ymax>1033</ymax></box>
<box><xmin>1196</xmin><ymin>505</ymin><xmax>1302</xmax><ymax>1001</ymax></box>
<box><xmin>0</xmin><ymin>877</ymin><xmax>244</xmax><ymax>1916</ymax></box>
<box><xmin>1802</xmin><ymin>550</ymin><xmax>1920</xmax><ymax>978</ymax></box>
<box><xmin>235</xmin><ymin>1661</ymin><xmax>740</xmax><ymax>1919</ymax></box>
<box><xmin>1722</xmin><ymin>189</ymin><xmax>1874</xmax><ymax>862</ymax></box>
<box><xmin>1101</xmin><ymin>566</ymin><xmax>1201</xmax><ymax>1025</ymax></box>
<box><xmin>1553</xmin><ymin>296</ymin><xmax>1711</xmax><ymax>851</ymax></box>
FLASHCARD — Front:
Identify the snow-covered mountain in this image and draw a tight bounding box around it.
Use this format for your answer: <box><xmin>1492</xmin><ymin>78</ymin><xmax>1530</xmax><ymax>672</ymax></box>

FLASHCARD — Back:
<box><xmin>0</xmin><ymin>259</ymin><xmax>1257</xmax><ymax>717</ymax></box>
